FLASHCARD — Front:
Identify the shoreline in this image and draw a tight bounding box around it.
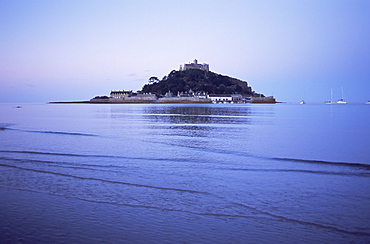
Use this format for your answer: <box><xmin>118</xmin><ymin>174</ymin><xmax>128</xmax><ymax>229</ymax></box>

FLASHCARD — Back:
<box><xmin>48</xmin><ymin>101</ymin><xmax>279</xmax><ymax>104</ymax></box>
<box><xmin>49</xmin><ymin>101</ymin><xmax>90</xmax><ymax>104</ymax></box>
<box><xmin>50</xmin><ymin>97</ymin><xmax>212</xmax><ymax>104</ymax></box>
<box><xmin>49</xmin><ymin>95</ymin><xmax>277</xmax><ymax>104</ymax></box>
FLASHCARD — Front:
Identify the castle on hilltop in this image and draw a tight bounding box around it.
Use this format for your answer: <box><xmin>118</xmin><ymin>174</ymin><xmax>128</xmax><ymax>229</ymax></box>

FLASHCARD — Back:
<box><xmin>180</xmin><ymin>59</ymin><xmax>209</xmax><ymax>72</ymax></box>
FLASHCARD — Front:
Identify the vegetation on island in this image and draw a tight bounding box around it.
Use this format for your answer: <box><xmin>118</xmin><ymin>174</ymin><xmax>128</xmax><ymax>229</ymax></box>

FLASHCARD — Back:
<box><xmin>140</xmin><ymin>69</ymin><xmax>262</xmax><ymax>97</ymax></box>
<box><xmin>93</xmin><ymin>96</ymin><xmax>109</xmax><ymax>99</ymax></box>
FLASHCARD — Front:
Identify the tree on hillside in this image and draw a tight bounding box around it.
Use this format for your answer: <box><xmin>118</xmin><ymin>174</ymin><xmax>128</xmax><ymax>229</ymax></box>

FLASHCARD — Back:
<box><xmin>148</xmin><ymin>76</ymin><xmax>159</xmax><ymax>83</ymax></box>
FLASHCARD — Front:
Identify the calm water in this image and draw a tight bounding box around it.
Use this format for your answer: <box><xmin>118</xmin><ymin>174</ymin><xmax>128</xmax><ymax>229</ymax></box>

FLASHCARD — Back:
<box><xmin>1</xmin><ymin>102</ymin><xmax>369</xmax><ymax>243</ymax></box>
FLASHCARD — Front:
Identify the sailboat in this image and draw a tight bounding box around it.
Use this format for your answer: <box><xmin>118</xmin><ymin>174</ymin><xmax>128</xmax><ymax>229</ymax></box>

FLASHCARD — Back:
<box><xmin>325</xmin><ymin>88</ymin><xmax>347</xmax><ymax>104</ymax></box>
<box><xmin>325</xmin><ymin>89</ymin><xmax>336</xmax><ymax>104</ymax></box>
<box><xmin>336</xmin><ymin>87</ymin><xmax>347</xmax><ymax>104</ymax></box>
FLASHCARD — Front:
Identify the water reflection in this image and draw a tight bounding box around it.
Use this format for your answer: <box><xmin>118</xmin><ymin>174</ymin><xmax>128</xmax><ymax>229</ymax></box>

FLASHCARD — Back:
<box><xmin>108</xmin><ymin>104</ymin><xmax>275</xmax><ymax>143</ymax></box>
<box><xmin>142</xmin><ymin>105</ymin><xmax>254</xmax><ymax>125</ymax></box>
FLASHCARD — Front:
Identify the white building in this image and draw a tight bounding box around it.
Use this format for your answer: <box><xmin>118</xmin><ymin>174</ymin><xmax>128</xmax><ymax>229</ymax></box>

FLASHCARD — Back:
<box><xmin>110</xmin><ymin>90</ymin><xmax>132</xmax><ymax>99</ymax></box>
<box><xmin>207</xmin><ymin>94</ymin><xmax>243</xmax><ymax>103</ymax></box>
<box><xmin>180</xmin><ymin>59</ymin><xmax>209</xmax><ymax>72</ymax></box>
<box><xmin>207</xmin><ymin>94</ymin><xmax>233</xmax><ymax>103</ymax></box>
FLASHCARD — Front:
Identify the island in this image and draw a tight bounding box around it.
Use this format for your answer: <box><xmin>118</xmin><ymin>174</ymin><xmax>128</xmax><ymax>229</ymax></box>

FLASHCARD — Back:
<box><xmin>51</xmin><ymin>59</ymin><xmax>276</xmax><ymax>104</ymax></box>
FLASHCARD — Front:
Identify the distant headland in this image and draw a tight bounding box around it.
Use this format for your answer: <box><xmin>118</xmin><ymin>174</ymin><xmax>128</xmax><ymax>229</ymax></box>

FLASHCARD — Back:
<box><xmin>50</xmin><ymin>59</ymin><xmax>276</xmax><ymax>104</ymax></box>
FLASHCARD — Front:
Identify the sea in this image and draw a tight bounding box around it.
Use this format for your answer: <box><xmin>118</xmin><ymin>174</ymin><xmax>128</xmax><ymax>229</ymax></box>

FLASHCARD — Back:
<box><xmin>0</xmin><ymin>102</ymin><xmax>369</xmax><ymax>243</ymax></box>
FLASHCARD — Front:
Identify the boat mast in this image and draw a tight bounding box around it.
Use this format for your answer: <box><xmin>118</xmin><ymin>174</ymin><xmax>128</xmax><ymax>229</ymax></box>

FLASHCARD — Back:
<box><xmin>331</xmin><ymin>88</ymin><xmax>333</xmax><ymax>102</ymax></box>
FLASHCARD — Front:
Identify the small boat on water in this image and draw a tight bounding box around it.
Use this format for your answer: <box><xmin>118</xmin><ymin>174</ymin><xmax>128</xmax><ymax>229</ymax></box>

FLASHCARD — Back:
<box><xmin>300</xmin><ymin>100</ymin><xmax>305</xmax><ymax>104</ymax></box>
<box><xmin>336</xmin><ymin>87</ymin><xmax>347</xmax><ymax>104</ymax></box>
<box><xmin>325</xmin><ymin>88</ymin><xmax>347</xmax><ymax>104</ymax></box>
<box><xmin>325</xmin><ymin>89</ymin><xmax>336</xmax><ymax>104</ymax></box>
<box><xmin>365</xmin><ymin>101</ymin><xmax>370</xmax><ymax>104</ymax></box>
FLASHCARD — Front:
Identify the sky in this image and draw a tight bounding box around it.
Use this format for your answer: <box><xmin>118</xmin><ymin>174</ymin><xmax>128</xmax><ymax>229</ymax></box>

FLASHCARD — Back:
<box><xmin>1</xmin><ymin>0</ymin><xmax>369</xmax><ymax>103</ymax></box>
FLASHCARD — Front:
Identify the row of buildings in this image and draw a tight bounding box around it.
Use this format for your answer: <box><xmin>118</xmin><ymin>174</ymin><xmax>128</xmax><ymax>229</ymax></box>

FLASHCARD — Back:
<box><xmin>109</xmin><ymin>90</ymin><xmax>244</xmax><ymax>103</ymax></box>
<box><xmin>94</xmin><ymin>90</ymin><xmax>274</xmax><ymax>103</ymax></box>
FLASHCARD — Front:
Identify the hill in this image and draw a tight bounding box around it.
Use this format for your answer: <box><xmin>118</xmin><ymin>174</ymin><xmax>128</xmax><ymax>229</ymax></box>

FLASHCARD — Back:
<box><xmin>140</xmin><ymin>69</ymin><xmax>262</xmax><ymax>97</ymax></box>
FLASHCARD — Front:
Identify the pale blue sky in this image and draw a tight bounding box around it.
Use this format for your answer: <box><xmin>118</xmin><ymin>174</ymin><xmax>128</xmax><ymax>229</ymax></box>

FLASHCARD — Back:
<box><xmin>1</xmin><ymin>0</ymin><xmax>369</xmax><ymax>103</ymax></box>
